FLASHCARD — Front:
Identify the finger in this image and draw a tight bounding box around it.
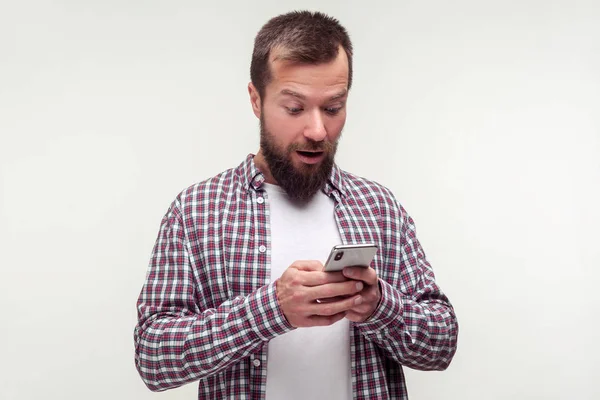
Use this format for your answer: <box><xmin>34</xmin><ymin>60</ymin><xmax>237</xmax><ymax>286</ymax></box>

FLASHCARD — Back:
<box><xmin>308</xmin><ymin>280</ymin><xmax>364</xmax><ymax>302</ymax></box>
<box><xmin>344</xmin><ymin>310</ymin><xmax>367</xmax><ymax>323</ymax></box>
<box><xmin>299</xmin><ymin>270</ymin><xmax>348</xmax><ymax>287</ymax></box>
<box><xmin>315</xmin><ymin>295</ymin><xmax>348</xmax><ymax>304</ymax></box>
<box><xmin>343</xmin><ymin>266</ymin><xmax>378</xmax><ymax>285</ymax></box>
<box><xmin>304</xmin><ymin>311</ymin><xmax>346</xmax><ymax>327</ymax></box>
<box><xmin>311</xmin><ymin>294</ymin><xmax>363</xmax><ymax>316</ymax></box>
<box><xmin>345</xmin><ymin>286</ymin><xmax>380</xmax><ymax>317</ymax></box>
<box><xmin>345</xmin><ymin>303</ymin><xmax>374</xmax><ymax>314</ymax></box>
<box><xmin>344</xmin><ymin>289</ymin><xmax>377</xmax><ymax>314</ymax></box>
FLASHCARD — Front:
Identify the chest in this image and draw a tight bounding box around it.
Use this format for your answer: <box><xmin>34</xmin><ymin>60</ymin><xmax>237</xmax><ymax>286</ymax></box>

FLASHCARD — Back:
<box><xmin>188</xmin><ymin>191</ymin><xmax>384</xmax><ymax>307</ymax></box>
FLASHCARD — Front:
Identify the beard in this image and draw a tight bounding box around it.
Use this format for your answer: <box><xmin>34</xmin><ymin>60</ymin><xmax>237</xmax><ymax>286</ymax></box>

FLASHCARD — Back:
<box><xmin>259</xmin><ymin>115</ymin><xmax>339</xmax><ymax>201</ymax></box>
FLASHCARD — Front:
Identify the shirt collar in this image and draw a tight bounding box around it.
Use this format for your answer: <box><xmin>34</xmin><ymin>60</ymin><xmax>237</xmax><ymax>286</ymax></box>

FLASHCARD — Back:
<box><xmin>239</xmin><ymin>154</ymin><xmax>265</xmax><ymax>191</ymax></box>
<box><xmin>239</xmin><ymin>153</ymin><xmax>346</xmax><ymax>199</ymax></box>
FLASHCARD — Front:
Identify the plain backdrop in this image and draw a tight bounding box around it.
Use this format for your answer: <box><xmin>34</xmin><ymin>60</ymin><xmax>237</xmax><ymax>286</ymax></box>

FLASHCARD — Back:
<box><xmin>1</xmin><ymin>1</ymin><xmax>599</xmax><ymax>399</ymax></box>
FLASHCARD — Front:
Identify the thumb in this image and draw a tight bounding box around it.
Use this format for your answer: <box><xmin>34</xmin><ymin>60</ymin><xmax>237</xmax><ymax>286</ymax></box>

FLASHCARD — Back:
<box><xmin>290</xmin><ymin>260</ymin><xmax>324</xmax><ymax>272</ymax></box>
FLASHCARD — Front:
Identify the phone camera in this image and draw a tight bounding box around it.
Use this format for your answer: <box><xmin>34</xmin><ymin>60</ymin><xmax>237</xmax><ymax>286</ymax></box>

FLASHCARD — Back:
<box><xmin>334</xmin><ymin>251</ymin><xmax>344</xmax><ymax>261</ymax></box>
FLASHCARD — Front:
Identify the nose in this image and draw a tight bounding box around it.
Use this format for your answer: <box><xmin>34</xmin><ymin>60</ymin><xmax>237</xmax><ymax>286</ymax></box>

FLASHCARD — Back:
<box><xmin>303</xmin><ymin>109</ymin><xmax>327</xmax><ymax>142</ymax></box>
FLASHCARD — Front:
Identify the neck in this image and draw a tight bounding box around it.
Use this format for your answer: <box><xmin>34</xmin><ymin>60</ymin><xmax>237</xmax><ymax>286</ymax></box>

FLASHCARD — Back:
<box><xmin>254</xmin><ymin>151</ymin><xmax>278</xmax><ymax>184</ymax></box>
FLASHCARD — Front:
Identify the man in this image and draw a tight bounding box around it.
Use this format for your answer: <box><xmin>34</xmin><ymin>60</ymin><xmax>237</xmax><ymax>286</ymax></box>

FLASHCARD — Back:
<box><xmin>134</xmin><ymin>10</ymin><xmax>458</xmax><ymax>400</ymax></box>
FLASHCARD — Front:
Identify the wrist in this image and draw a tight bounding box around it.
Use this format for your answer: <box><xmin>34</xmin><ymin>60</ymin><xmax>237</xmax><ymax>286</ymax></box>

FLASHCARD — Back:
<box><xmin>364</xmin><ymin>279</ymin><xmax>383</xmax><ymax>322</ymax></box>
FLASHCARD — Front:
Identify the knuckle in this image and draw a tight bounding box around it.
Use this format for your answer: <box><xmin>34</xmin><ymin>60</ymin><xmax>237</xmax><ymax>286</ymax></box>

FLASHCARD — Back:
<box><xmin>323</xmin><ymin>286</ymin><xmax>335</xmax><ymax>298</ymax></box>
<box><xmin>354</xmin><ymin>305</ymin><xmax>368</xmax><ymax>313</ymax></box>
<box><xmin>291</xmin><ymin>290</ymin><xmax>305</xmax><ymax>302</ymax></box>
<box><xmin>290</xmin><ymin>276</ymin><xmax>302</xmax><ymax>287</ymax></box>
<box><xmin>322</xmin><ymin>305</ymin><xmax>334</xmax><ymax>315</ymax></box>
<box><xmin>368</xmin><ymin>290</ymin><xmax>379</xmax><ymax>302</ymax></box>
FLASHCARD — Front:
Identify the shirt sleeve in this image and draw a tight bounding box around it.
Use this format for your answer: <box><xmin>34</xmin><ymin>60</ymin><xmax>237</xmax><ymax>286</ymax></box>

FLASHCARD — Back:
<box><xmin>353</xmin><ymin>192</ymin><xmax>459</xmax><ymax>371</ymax></box>
<box><xmin>133</xmin><ymin>198</ymin><xmax>294</xmax><ymax>391</ymax></box>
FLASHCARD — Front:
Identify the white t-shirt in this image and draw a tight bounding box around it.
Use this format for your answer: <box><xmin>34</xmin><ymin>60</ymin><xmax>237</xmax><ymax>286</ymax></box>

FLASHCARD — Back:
<box><xmin>263</xmin><ymin>183</ymin><xmax>351</xmax><ymax>400</ymax></box>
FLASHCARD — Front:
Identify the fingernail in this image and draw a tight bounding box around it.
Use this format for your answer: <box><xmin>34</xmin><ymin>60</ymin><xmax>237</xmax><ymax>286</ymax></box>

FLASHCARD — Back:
<box><xmin>355</xmin><ymin>296</ymin><xmax>363</xmax><ymax>305</ymax></box>
<box><xmin>356</xmin><ymin>282</ymin><xmax>363</xmax><ymax>291</ymax></box>
<box><xmin>344</xmin><ymin>268</ymin><xmax>353</xmax><ymax>277</ymax></box>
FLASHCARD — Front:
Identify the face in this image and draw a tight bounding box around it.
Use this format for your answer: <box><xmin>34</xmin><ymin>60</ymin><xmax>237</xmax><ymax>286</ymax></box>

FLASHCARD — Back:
<box><xmin>249</xmin><ymin>47</ymin><xmax>349</xmax><ymax>200</ymax></box>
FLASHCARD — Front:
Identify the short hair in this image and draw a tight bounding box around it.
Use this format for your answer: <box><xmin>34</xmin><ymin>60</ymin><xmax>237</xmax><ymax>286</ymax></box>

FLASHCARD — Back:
<box><xmin>250</xmin><ymin>11</ymin><xmax>353</xmax><ymax>99</ymax></box>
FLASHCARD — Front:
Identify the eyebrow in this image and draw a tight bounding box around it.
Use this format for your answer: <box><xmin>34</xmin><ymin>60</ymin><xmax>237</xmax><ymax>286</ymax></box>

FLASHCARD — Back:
<box><xmin>280</xmin><ymin>89</ymin><xmax>348</xmax><ymax>101</ymax></box>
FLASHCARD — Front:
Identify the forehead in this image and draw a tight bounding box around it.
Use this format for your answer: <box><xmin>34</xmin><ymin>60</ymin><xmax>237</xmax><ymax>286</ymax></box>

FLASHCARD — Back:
<box><xmin>266</xmin><ymin>47</ymin><xmax>349</xmax><ymax>99</ymax></box>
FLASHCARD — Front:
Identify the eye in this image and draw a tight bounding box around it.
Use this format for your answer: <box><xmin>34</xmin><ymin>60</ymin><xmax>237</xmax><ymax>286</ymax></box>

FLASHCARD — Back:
<box><xmin>325</xmin><ymin>107</ymin><xmax>342</xmax><ymax>115</ymax></box>
<box><xmin>286</xmin><ymin>107</ymin><xmax>303</xmax><ymax>115</ymax></box>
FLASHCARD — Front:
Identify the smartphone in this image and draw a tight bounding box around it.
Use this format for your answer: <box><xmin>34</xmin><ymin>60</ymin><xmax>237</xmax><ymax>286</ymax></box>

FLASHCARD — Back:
<box><xmin>323</xmin><ymin>243</ymin><xmax>378</xmax><ymax>272</ymax></box>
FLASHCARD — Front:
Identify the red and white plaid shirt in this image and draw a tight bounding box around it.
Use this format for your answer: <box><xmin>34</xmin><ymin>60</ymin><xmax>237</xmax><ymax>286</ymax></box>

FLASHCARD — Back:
<box><xmin>134</xmin><ymin>154</ymin><xmax>458</xmax><ymax>399</ymax></box>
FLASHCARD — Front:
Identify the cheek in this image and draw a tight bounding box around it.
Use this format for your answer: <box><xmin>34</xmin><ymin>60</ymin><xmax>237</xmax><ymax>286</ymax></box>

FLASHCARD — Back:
<box><xmin>326</xmin><ymin>114</ymin><xmax>347</xmax><ymax>140</ymax></box>
<box><xmin>268</xmin><ymin>112</ymin><xmax>303</xmax><ymax>140</ymax></box>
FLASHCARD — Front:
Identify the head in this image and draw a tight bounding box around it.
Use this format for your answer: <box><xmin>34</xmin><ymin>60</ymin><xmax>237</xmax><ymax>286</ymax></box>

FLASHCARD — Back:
<box><xmin>248</xmin><ymin>11</ymin><xmax>353</xmax><ymax>201</ymax></box>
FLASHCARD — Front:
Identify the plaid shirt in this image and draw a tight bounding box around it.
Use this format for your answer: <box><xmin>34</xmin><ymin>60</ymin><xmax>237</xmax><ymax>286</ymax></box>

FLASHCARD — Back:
<box><xmin>134</xmin><ymin>154</ymin><xmax>458</xmax><ymax>399</ymax></box>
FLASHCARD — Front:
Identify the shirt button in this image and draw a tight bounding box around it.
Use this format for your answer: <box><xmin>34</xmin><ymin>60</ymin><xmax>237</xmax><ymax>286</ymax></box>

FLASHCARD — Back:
<box><xmin>253</xmin><ymin>359</ymin><xmax>261</xmax><ymax>367</ymax></box>
<box><xmin>257</xmin><ymin>197</ymin><xmax>264</xmax><ymax>204</ymax></box>
<box><xmin>259</xmin><ymin>245</ymin><xmax>266</xmax><ymax>253</ymax></box>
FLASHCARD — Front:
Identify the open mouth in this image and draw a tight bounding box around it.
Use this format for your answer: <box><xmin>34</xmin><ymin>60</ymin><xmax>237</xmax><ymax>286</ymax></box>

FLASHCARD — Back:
<box><xmin>296</xmin><ymin>150</ymin><xmax>324</xmax><ymax>158</ymax></box>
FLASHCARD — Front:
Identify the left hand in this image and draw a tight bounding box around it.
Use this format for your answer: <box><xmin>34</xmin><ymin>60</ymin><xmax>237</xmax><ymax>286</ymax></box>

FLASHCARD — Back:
<box><xmin>342</xmin><ymin>266</ymin><xmax>381</xmax><ymax>322</ymax></box>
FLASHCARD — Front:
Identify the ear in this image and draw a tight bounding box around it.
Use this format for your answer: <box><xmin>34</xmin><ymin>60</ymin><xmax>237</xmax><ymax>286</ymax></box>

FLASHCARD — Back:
<box><xmin>248</xmin><ymin>82</ymin><xmax>262</xmax><ymax>119</ymax></box>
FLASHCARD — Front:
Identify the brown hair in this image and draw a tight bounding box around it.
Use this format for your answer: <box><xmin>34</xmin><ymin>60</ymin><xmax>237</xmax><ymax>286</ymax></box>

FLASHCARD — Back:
<box><xmin>250</xmin><ymin>11</ymin><xmax>353</xmax><ymax>99</ymax></box>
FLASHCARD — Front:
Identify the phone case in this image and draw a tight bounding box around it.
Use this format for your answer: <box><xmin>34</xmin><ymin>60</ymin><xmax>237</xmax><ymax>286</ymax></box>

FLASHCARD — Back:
<box><xmin>323</xmin><ymin>244</ymin><xmax>378</xmax><ymax>272</ymax></box>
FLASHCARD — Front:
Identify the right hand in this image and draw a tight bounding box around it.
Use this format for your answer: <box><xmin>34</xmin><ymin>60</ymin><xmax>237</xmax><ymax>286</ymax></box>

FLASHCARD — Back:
<box><xmin>275</xmin><ymin>260</ymin><xmax>364</xmax><ymax>328</ymax></box>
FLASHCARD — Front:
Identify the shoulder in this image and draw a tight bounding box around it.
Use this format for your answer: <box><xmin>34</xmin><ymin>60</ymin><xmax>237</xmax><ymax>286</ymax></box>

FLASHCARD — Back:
<box><xmin>340</xmin><ymin>169</ymin><xmax>415</xmax><ymax>240</ymax></box>
<box><xmin>340</xmin><ymin>169</ymin><xmax>400</xmax><ymax>210</ymax></box>
<box><xmin>182</xmin><ymin>167</ymin><xmax>239</xmax><ymax>201</ymax></box>
<box><xmin>170</xmin><ymin>163</ymin><xmax>246</xmax><ymax>217</ymax></box>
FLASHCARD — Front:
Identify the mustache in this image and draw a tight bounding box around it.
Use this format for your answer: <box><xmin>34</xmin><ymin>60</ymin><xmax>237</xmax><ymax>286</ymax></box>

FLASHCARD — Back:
<box><xmin>288</xmin><ymin>140</ymin><xmax>335</xmax><ymax>152</ymax></box>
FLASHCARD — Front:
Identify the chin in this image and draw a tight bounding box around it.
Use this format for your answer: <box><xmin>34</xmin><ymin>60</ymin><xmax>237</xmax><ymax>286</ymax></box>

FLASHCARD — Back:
<box><xmin>292</xmin><ymin>160</ymin><xmax>320</xmax><ymax>173</ymax></box>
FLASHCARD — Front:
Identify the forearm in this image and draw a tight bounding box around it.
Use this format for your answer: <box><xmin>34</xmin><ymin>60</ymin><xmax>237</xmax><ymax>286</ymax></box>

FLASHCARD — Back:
<box><xmin>355</xmin><ymin>279</ymin><xmax>458</xmax><ymax>371</ymax></box>
<box><xmin>134</xmin><ymin>282</ymin><xmax>294</xmax><ymax>391</ymax></box>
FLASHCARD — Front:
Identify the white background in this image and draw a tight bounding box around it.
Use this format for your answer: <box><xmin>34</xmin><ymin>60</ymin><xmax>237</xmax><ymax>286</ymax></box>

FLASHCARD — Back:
<box><xmin>1</xmin><ymin>1</ymin><xmax>599</xmax><ymax>399</ymax></box>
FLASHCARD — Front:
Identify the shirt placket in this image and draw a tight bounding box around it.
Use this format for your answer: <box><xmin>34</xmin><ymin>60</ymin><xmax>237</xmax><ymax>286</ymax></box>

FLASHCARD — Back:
<box><xmin>332</xmin><ymin>195</ymin><xmax>359</xmax><ymax>399</ymax></box>
<box><xmin>249</xmin><ymin>184</ymin><xmax>271</xmax><ymax>399</ymax></box>
<box><xmin>333</xmin><ymin>194</ymin><xmax>384</xmax><ymax>400</ymax></box>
